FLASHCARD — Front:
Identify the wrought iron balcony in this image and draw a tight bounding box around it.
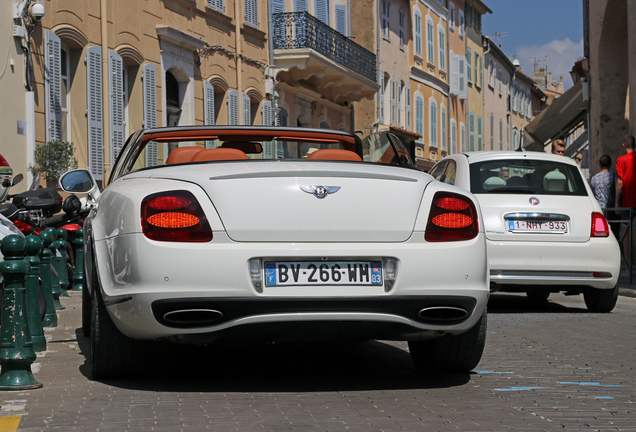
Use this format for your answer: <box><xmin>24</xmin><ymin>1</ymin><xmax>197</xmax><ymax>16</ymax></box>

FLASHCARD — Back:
<box><xmin>272</xmin><ymin>12</ymin><xmax>376</xmax><ymax>83</ymax></box>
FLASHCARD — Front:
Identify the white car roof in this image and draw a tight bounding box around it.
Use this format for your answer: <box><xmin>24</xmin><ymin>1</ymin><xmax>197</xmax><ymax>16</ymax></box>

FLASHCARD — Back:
<box><xmin>457</xmin><ymin>151</ymin><xmax>580</xmax><ymax>167</ymax></box>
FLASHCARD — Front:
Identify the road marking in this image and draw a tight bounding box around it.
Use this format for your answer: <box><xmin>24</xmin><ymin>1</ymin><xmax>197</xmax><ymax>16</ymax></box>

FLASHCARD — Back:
<box><xmin>0</xmin><ymin>415</ymin><xmax>21</xmax><ymax>432</ymax></box>
<box><xmin>559</xmin><ymin>382</ymin><xmax>623</xmax><ymax>387</ymax></box>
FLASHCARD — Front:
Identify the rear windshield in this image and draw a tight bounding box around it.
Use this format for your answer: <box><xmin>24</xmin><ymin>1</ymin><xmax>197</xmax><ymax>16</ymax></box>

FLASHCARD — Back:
<box><xmin>470</xmin><ymin>159</ymin><xmax>588</xmax><ymax>196</ymax></box>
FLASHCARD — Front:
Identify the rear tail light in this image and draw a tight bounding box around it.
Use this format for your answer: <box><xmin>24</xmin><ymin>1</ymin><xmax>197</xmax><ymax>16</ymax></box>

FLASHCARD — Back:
<box><xmin>141</xmin><ymin>190</ymin><xmax>212</xmax><ymax>242</ymax></box>
<box><xmin>425</xmin><ymin>192</ymin><xmax>479</xmax><ymax>242</ymax></box>
<box><xmin>591</xmin><ymin>212</ymin><xmax>610</xmax><ymax>237</ymax></box>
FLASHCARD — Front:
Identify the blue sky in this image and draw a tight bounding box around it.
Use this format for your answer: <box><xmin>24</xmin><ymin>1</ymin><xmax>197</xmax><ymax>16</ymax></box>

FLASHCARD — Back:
<box><xmin>481</xmin><ymin>0</ymin><xmax>584</xmax><ymax>91</ymax></box>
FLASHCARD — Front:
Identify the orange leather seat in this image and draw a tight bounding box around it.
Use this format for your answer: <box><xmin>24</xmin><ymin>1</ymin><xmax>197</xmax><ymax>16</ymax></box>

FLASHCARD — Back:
<box><xmin>165</xmin><ymin>147</ymin><xmax>203</xmax><ymax>164</ymax></box>
<box><xmin>307</xmin><ymin>149</ymin><xmax>362</xmax><ymax>161</ymax></box>
<box><xmin>190</xmin><ymin>148</ymin><xmax>249</xmax><ymax>162</ymax></box>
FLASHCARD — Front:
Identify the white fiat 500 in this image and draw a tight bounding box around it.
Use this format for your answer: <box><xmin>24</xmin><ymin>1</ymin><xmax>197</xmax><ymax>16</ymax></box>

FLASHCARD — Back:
<box><xmin>429</xmin><ymin>151</ymin><xmax>620</xmax><ymax>312</ymax></box>
<box><xmin>61</xmin><ymin>127</ymin><xmax>489</xmax><ymax>379</ymax></box>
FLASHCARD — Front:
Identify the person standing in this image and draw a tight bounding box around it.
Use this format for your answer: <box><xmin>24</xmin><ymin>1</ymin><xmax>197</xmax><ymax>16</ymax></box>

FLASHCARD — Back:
<box><xmin>591</xmin><ymin>154</ymin><xmax>619</xmax><ymax>238</ymax></box>
<box><xmin>615</xmin><ymin>135</ymin><xmax>636</xmax><ymax>211</ymax></box>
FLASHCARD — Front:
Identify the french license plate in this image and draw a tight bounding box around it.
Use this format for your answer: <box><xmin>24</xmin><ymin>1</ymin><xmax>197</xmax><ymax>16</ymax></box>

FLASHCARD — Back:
<box><xmin>264</xmin><ymin>261</ymin><xmax>382</xmax><ymax>286</ymax></box>
<box><xmin>508</xmin><ymin>220</ymin><xmax>567</xmax><ymax>233</ymax></box>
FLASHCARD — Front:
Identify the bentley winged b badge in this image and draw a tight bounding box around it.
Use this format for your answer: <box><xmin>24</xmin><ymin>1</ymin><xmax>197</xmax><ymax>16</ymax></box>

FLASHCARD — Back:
<box><xmin>300</xmin><ymin>185</ymin><xmax>341</xmax><ymax>199</ymax></box>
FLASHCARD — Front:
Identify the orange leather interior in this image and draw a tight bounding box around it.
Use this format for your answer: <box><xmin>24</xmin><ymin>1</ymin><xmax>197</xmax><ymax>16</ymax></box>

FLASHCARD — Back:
<box><xmin>190</xmin><ymin>148</ymin><xmax>249</xmax><ymax>162</ymax></box>
<box><xmin>165</xmin><ymin>147</ymin><xmax>203</xmax><ymax>164</ymax></box>
<box><xmin>306</xmin><ymin>149</ymin><xmax>362</xmax><ymax>161</ymax></box>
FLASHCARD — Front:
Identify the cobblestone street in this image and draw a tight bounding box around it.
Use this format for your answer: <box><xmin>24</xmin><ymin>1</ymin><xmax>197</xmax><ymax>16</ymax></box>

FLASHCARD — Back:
<box><xmin>0</xmin><ymin>291</ymin><xmax>634</xmax><ymax>431</ymax></box>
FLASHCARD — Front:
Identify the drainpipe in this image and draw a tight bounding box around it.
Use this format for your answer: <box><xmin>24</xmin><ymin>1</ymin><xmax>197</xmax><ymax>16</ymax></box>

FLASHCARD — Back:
<box><xmin>101</xmin><ymin>0</ymin><xmax>110</xmax><ymax>179</ymax></box>
<box><xmin>235</xmin><ymin>0</ymin><xmax>243</xmax><ymax>123</ymax></box>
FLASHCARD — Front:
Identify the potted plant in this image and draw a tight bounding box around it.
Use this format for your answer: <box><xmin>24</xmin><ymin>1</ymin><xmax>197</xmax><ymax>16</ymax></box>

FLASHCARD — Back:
<box><xmin>29</xmin><ymin>141</ymin><xmax>78</xmax><ymax>188</ymax></box>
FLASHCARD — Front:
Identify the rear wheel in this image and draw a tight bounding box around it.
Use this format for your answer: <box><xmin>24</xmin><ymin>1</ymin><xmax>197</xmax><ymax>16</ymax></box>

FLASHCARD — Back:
<box><xmin>409</xmin><ymin>309</ymin><xmax>487</xmax><ymax>373</ymax></box>
<box><xmin>90</xmin><ymin>285</ymin><xmax>142</xmax><ymax>379</ymax></box>
<box><xmin>584</xmin><ymin>286</ymin><xmax>619</xmax><ymax>313</ymax></box>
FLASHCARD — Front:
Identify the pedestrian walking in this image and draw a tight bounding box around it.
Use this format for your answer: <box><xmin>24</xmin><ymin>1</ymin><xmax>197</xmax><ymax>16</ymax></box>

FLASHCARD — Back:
<box><xmin>615</xmin><ymin>134</ymin><xmax>636</xmax><ymax>262</ymax></box>
<box><xmin>590</xmin><ymin>154</ymin><xmax>619</xmax><ymax>238</ymax></box>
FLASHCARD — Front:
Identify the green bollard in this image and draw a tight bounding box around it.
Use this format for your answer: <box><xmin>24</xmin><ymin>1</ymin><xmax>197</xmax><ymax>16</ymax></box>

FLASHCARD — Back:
<box><xmin>71</xmin><ymin>228</ymin><xmax>84</xmax><ymax>291</ymax></box>
<box><xmin>0</xmin><ymin>235</ymin><xmax>43</xmax><ymax>390</ymax></box>
<box><xmin>55</xmin><ymin>229</ymin><xmax>71</xmax><ymax>295</ymax></box>
<box><xmin>44</xmin><ymin>228</ymin><xmax>65</xmax><ymax>308</ymax></box>
<box><xmin>25</xmin><ymin>235</ymin><xmax>46</xmax><ymax>352</ymax></box>
<box><xmin>38</xmin><ymin>230</ymin><xmax>60</xmax><ymax>325</ymax></box>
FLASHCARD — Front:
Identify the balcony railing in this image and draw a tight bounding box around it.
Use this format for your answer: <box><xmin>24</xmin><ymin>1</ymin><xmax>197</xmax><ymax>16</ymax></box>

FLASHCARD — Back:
<box><xmin>272</xmin><ymin>12</ymin><xmax>376</xmax><ymax>83</ymax></box>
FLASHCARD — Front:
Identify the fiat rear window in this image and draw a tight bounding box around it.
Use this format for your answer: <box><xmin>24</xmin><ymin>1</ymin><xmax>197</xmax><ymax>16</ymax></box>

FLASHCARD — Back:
<box><xmin>469</xmin><ymin>159</ymin><xmax>588</xmax><ymax>196</ymax></box>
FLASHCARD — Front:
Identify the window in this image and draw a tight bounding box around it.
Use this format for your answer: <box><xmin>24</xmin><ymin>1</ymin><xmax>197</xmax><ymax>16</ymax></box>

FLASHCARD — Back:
<box><xmin>466</xmin><ymin>47</ymin><xmax>472</xmax><ymax>82</ymax></box>
<box><xmin>441</xmin><ymin>104</ymin><xmax>447</xmax><ymax>151</ymax></box>
<box><xmin>415</xmin><ymin>96</ymin><xmax>424</xmax><ymax>138</ymax></box>
<box><xmin>468</xmin><ymin>112</ymin><xmax>475</xmax><ymax>151</ymax></box>
<box><xmin>245</xmin><ymin>0</ymin><xmax>258</xmax><ymax>27</ymax></box>
<box><xmin>451</xmin><ymin>119</ymin><xmax>457</xmax><ymax>154</ymax></box>
<box><xmin>382</xmin><ymin>0</ymin><xmax>390</xmax><ymax>40</ymax></box>
<box><xmin>295</xmin><ymin>0</ymin><xmax>308</xmax><ymax>12</ymax></box>
<box><xmin>398</xmin><ymin>9</ymin><xmax>405</xmax><ymax>50</ymax></box>
<box><xmin>60</xmin><ymin>45</ymin><xmax>71</xmax><ymax>142</ymax></box>
<box><xmin>477</xmin><ymin>115</ymin><xmax>482</xmax><ymax>151</ymax></box>
<box><xmin>427</xmin><ymin>17</ymin><xmax>435</xmax><ymax>64</ymax></box>
<box><xmin>474</xmin><ymin>52</ymin><xmax>479</xmax><ymax>87</ymax></box>
<box><xmin>208</xmin><ymin>0</ymin><xmax>224</xmax><ymax>12</ymax></box>
<box><xmin>438</xmin><ymin>26</ymin><xmax>446</xmax><ymax>70</ymax></box>
<box><xmin>460</xmin><ymin>122</ymin><xmax>466</xmax><ymax>152</ymax></box>
<box><xmin>499</xmin><ymin>119</ymin><xmax>503</xmax><ymax>150</ymax></box>
<box><xmin>512</xmin><ymin>127</ymin><xmax>518</xmax><ymax>151</ymax></box>
<box><xmin>315</xmin><ymin>0</ymin><xmax>328</xmax><ymax>25</ymax></box>
<box><xmin>335</xmin><ymin>5</ymin><xmax>347</xmax><ymax>34</ymax></box>
<box><xmin>459</xmin><ymin>10</ymin><xmax>464</xmax><ymax>38</ymax></box>
<box><xmin>490</xmin><ymin>113</ymin><xmax>494</xmax><ymax>150</ymax></box>
<box><xmin>498</xmin><ymin>69</ymin><xmax>502</xmax><ymax>96</ymax></box>
<box><xmin>429</xmin><ymin>99</ymin><xmax>438</xmax><ymax>148</ymax></box>
<box><xmin>414</xmin><ymin>10</ymin><xmax>422</xmax><ymax>56</ymax></box>
<box><xmin>449</xmin><ymin>3</ymin><xmax>455</xmax><ymax>31</ymax></box>
<box><xmin>488</xmin><ymin>60</ymin><xmax>493</xmax><ymax>88</ymax></box>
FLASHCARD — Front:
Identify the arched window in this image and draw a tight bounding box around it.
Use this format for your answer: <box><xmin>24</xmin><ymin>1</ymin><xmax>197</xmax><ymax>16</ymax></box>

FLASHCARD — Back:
<box><xmin>429</xmin><ymin>98</ymin><xmax>438</xmax><ymax>148</ymax></box>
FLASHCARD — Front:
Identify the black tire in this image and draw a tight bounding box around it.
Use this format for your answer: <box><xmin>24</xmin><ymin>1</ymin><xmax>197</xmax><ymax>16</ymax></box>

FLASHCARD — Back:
<box><xmin>584</xmin><ymin>286</ymin><xmax>619</xmax><ymax>313</ymax></box>
<box><xmin>526</xmin><ymin>289</ymin><xmax>550</xmax><ymax>302</ymax></box>
<box><xmin>409</xmin><ymin>309</ymin><xmax>487</xmax><ymax>373</ymax></box>
<box><xmin>81</xmin><ymin>280</ymin><xmax>91</xmax><ymax>337</ymax></box>
<box><xmin>91</xmin><ymin>287</ymin><xmax>141</xmax><ymax>379</ymax></box>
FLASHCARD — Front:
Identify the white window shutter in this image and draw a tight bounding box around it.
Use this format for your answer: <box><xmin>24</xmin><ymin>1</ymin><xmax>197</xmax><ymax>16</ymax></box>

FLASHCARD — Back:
<box><xmin>458</xmin><ymin>57</ymin><xmax>467</xmax><ymax>100</ymax></box>
<box><xmin>262</xmin><ymin>100</ymin><xmax>273</xmax><ymax>126</ymax></box>
<box><xmin>86</xmin><ymin>46</ymin><xmax>104</xmax><ymax>181</ymax></box>
<box><xmin>390</xmin><ymin>76</ymin><xmax>395</xmax><ymax>125</ymax></box>
<box><xmin>108</xmin><ymin>50</ymin><xmax>125</xmax><ymax>165</ymax></box>
<box><xmin>242</xmin><ymin>93</ymin><xmax>251</xmax><ymax>125</ymax></box>
<box><xmin>204</xmin><ymin>81</ymin><xmax>215</xmax><ymax>126</ymax></box>
<box><xmin>379</xmin><ymin>73</ymin><xmax>384</xmax><ymax>123</ymax></box>
<box><xmin>228</xmin><ymin>90</ymin><xmax>238</xmax><ymax>125</ymax></box>
<box><xmin>44</xmin><ymin>30</ymin><xmax>62</xmax><ymax>142</ymax></box>
<box><xmin>450</xmin><ymin>53</ymin><xmax>459</xmax><ymax>95</ymax></box>
<box><xmin>245</xmin><ymin>0</ymin><xmax>258</xmax><ymax>27</ymax></box>
<box><xmin>142</xmin><ymin>63</ymin><xmax>158</xmax><ymax>167</ymax></box>
<box><xmin>405</xmin><ymin>83</ymin><xmax>411</xmax><ymax>131</ymax></box>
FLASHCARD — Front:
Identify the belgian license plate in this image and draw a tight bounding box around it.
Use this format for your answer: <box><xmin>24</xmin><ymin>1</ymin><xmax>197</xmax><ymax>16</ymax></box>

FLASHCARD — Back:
<box><xmin>264</xmin><ymin>261</ymin><xmax>382</xmax><ymax>286</ymax></box>
<box><xmin>508</xmin><ymin>220</ymin><xmax>567</xmax><ymax>233</ymax></box>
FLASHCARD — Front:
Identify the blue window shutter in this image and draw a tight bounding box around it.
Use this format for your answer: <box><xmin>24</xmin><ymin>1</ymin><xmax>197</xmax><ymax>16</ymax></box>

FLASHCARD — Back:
<box><xmin>108</xmin><ymin>50</ymin><xmax>125</xmax><ymax>165</ymax></box>
<box><xmin>228</xmin><ymin>90</ymin><xmax>238</xmax><ymax>125</ymax></box>
<box><xmin>86</xmin><ymin>46</ymin><xmax>104</xmax><ymax>181</ymax></box>
<box><xmin>142</xmin><ymin>63</ymin><xmax>158</xmax><ymax>167</ymax></box>
<box><xmin>272</xmin><ymin>0</ymin><xmax>284</xmax><ymax>13</ymax></box>
<box><xmin>44</xmin><ymin>30</ymin><xmax>62</xmax><ymax>142</ymax></box>
<box><xmin>335</xmin><ymin>5</ymin><xmax>346</xmax><ymax>34</ymax></box>
<box><xmin>315</xmin><ymin>0</ymin><xmax>329</xmax><ymax>25</ymax></box>
<box><xmin>295</xmin><ymin>0</ymin><xmax>308</xmax><ymax>12</ymax></box>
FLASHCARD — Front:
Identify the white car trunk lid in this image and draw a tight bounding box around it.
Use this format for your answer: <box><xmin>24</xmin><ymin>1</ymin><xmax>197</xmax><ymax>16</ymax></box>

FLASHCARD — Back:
<box><xmin>156</xmin><ymin>163</ymin><xmax>429</xmax><ymax>242</ymax></box>
<box><xmin>478</xmin><ymin>194</ymin><xmax>594</xmax><ymax>243</ymax></box>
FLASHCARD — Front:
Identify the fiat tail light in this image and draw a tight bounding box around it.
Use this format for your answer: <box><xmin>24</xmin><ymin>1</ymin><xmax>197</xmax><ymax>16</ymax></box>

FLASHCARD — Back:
<box><xmin>141</xmin><ymin>190</ymin><xmax>212</xmax><ymax>242</ymax></box>
<box><xmin>425</xmin><ymin>192</ymin><xmax>479</xmax><ymax>242</ymax></box>
<box><xmin>591</xmin><ymin>212</ymin><xmax>610</xmax><ymax>238</ymax></box>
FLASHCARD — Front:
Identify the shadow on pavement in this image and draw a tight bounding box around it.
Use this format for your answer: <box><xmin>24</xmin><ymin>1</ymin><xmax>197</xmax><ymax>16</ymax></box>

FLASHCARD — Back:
<box><xmin>487</xmin><ymin>292</ymin><xmax>589</xmax><ymax>314</ymax></box>
<box><xmin>75</xmin><ymin>329</ymin><xmax>472</xmax><ymax>392</ymax></box>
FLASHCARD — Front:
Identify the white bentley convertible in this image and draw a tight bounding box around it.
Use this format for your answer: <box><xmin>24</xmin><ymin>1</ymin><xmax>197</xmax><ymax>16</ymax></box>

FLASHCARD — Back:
<box><xmin>61</xmin><ymin>127</ymin><xmax>489</xmax><ymax>379</ymax></box>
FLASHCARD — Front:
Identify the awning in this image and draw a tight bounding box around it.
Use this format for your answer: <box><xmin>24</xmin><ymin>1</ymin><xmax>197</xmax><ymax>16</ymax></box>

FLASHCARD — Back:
<box><xmin>524</xmin><ymin>81</ymin><xmax>587</xmax><ymax>147</ymax></box>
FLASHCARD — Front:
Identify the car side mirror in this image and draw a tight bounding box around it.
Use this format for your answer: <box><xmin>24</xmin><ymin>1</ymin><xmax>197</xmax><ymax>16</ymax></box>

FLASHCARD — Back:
<box><xmin>59</xmin><ymin>169</ymin><xmax>100</xmax><ymax>195</ymax></box>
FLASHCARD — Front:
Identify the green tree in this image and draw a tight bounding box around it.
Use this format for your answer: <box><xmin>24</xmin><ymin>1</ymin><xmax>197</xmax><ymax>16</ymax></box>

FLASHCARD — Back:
<box><xmin>30</xmin><ymin>141</ymin><xmax>78</xmax><ymax>187</ymax></box>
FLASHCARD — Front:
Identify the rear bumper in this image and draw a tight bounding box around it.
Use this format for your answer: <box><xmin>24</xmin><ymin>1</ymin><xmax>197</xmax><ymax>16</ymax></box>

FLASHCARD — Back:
<box><xmin>488</xmin><ymin>238</ymin><xmax>620</xmax><ymax>289</ymax></box>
